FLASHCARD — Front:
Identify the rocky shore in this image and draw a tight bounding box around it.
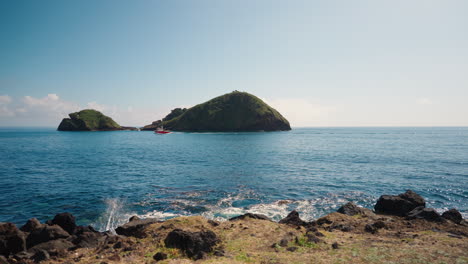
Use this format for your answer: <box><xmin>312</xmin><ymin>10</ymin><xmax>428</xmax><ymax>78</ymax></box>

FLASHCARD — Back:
<box><xmin>1</xmin><ymin>190</ymin><xmax>466</xmax><ymax>263</ymax></box>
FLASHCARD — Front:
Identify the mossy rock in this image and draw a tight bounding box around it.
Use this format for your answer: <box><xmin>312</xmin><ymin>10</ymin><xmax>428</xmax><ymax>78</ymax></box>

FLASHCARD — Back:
<box><xmin>163</xmin><ymin>91</ymin><xmax>291</xmax><ymax>132</ymax></box>
<box><xmin>57</xmin><ymin>109</ymin><xmax>122</xmax><ymax>131</ymax></box>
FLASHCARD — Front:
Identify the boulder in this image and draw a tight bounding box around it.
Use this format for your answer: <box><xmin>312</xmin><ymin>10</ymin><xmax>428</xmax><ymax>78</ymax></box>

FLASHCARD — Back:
<box><xmin>374</xmin><ymin>190</ymin><xmax>426</xmax><ymax>216</ymax></box>
<box><xmin>72</xmin><ymin>231</ymin><xmax>105</xmax><ymax>248</ymax></box>
<box><xmin>153</xmin><ymin>252</ymin><xmax>168</xmax><ymax>261</ymax></box>
<box><xmin>115</xmin><ymin>218</ymin><xmax>160</xmax><ymax>238</ymax></box>
<box><xmin>32</xmin><ymin>249</ymin><xmax>50</xmax><ymax>262</ymax></box>
<box><xmin>229</xmin><ymin>213</ymin><xmax>270</xmax><ymax>221</ymax></box>
<box><xmin>406</xmin><ymin>207</ymin><xmax>445</xmax><ymax>222</ymax></box>
<box><xmin>337</xmin><ymin>202</ymin><xmax>369</xmax><ymax>216</ymax></box>
<box><xmin>20</xmin><ymin>218</ymin><xmax>43</xmax><ymax>233</ymax></box>
<box><xmin>26</xmin><ymin>225</ymin><xmax>70</xmax><ymax>248</ymax></box>
<box><xmin>51</xmin><ymin>213</ymin><xmax>77</xmax><ymax>235</ymax></box>
<box><xmin>442</xmin><ymin>209</ymin><xmax>463</xmax><ymax>224</ymax></box>
<box><xmin>279</xmin><ymin>210</ymin><xmax>308</xmax><ymax>227</ymax></box>
<box><xmin>0</xmin><ymin>222</ymin><xmax>26</xmax><ymax>256</ymax></box>
<box><xmin>164</xmin><ymin>229</ymin><xmax>219</xmax><ymax>260</ymax></box>
<box><xmin>28</xmin><ymin>239</ymin><xmax>74</xmax><ymax>254</ymax></box>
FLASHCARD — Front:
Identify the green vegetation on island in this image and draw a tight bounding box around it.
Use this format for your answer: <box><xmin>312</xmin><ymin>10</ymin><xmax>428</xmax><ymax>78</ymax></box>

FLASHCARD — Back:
<box><xmin>160</xmin><ymin>91</ymin><xmax>291</xmax><ymax>132</ymax></box>
<box><xmin>57</xmin><ymin>109</ymin><xmax>127</xmax><ymax>131</ymax></box>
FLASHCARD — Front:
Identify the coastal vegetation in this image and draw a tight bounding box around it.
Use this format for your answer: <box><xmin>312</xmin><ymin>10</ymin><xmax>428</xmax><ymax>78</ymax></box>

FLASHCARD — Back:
<box><xmin>162</xmin><ymin>91</ymin><xmax>291</xmax><ymax>132</ymax></box>
<box><xmin>57</xmin><ymin>109</ymin><xmax>121</xmax><ymax>131</ymax></box>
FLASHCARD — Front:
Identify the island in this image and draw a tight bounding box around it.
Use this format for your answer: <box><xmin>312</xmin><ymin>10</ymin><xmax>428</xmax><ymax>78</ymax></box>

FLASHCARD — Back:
<box><xmin>57</xmin><ymin>109</ymin><xmax>137</xmax><ymax>131</ymax></box>
<box><xmin>143</xmin><ymin>91</ymin><xmax>291</xmax><ymax>132</ymax></box>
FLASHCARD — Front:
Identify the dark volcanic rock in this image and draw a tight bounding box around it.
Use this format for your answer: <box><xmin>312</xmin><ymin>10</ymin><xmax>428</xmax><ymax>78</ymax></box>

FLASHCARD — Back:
<box><xmin>128</xmin><ymin>216</ymin><xmax>140</xmax><ymax>222</ymax></box>
<box><xmin>29</xmin><ymin>239</ymin><xmax>74</xmax><ymax>254</ymax></box>
<box><xmin>279</xmin><ymin>211</ymin><xmax>308</xmax><ymax>227</ymax></box>
<box><xmin>26</xmin><ymin>225</ymin><xmax>70</xmax><ymax>248</ymax></box>
<box><xmin>164</xmin><ymin>229</ymin><xmax>219</xmax><ymax>260</ymax></box>
<box><xmin>442</xmin><ymin>209</ymin><xmax>463</xmax><ymax>224</ymax></box>
<box><xmin>0</xmin><ymin>222</ymin><xmax>26</xmax><ymax>256</ymax></box>
<box><xmin>115</xmin><ymin>218</ymin><xmax>160</xmax><ymax>238</ymax></box>
<box><xmin>229</xmin><ymin>213</ymin><xmax>270</xmax><ymax>221</ymax></box>
<box><xmin>32</xmin><ymin>249</ymin><xmax>50</xmax><ymax>262</ymax></box>
<box><xmin>73</xmin><ymin>232</ymin><xmax>105</xmax><ymax>248</ymax></box>
<box><xmin>20</xmin><ymin>218</ymin><xmax>43</xmax><ymax>233</ymax></box>
<box><xmin>51</xmin><ymin>213</ymin><xmax>77</xmax><ymax>235</ymax></box>
<box><xmin>406</xmin><ymin>207</ymin><xmax>445</xmax><ymax>222</ymax></box>
<box><xmin>374</xmin><ymin>190</ymin><xmax>426</xmax><ymax>216</ymax></box>
<box><xmin>153</xmin><ymin>252</ymin><xmax>168</xmax><ymax>261</ymax></box>
<box><xmin>337</xmin><ymin>202</ymin><xmax>368</xmax><ymax>216</ymax></box>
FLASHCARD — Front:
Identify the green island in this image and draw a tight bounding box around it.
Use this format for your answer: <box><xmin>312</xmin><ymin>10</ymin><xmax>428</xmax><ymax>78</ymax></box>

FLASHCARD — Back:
<box><xmin>57</xmin><ymin>109</ymin><xmax>134</xmax><ymax>131</ymax></box>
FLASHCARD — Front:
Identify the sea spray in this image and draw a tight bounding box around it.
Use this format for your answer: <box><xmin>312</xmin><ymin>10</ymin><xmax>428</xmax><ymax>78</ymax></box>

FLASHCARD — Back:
<box><xmin>95</xmin><ymin>198</ymin><xmax>133</xmax><ymax>233</ymax></box>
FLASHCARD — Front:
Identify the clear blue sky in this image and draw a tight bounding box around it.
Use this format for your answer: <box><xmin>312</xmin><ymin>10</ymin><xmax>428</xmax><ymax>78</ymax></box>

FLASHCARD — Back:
<box><xmin>1</xmin><ymin>0</ymin><xmax>467</xmax><ymax>126</ymax></box>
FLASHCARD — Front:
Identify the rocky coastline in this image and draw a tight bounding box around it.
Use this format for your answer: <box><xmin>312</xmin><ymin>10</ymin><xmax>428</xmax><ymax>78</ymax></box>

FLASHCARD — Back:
<box><xmin>1</xmin><ymin>190</ymin><xmax>466</xmax><ymax>263</ymax></box>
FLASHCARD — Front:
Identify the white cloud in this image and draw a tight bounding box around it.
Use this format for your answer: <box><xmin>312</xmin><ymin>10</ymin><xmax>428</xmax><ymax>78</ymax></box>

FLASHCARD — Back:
<box><xmin>0</xmin><ymin>94</ymin><xmax>169</xmax><ymax>127</ymax></box>
<box><xmin>264</xmin><ymin>98</ymin><xmax>337</xmax><ymax>127</ymax></box>
<box><xmin>0</xmin><ymin>95</ymin><xmax>12</xmax><ymax>104</ymax></box>
<box><xmin>0</xmin><ymin>95</ymin><xmax>14</xmax><ymax>117</ymax></box>
<box><xmin>416</xmin><ymin>97</ymin><xmax>433</xmax><ymax>105</ymax></box>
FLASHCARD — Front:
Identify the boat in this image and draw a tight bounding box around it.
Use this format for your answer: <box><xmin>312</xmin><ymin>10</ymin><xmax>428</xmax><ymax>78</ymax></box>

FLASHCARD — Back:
<box><xmin>155</xmin><ymin>125</ymin><xmax>171</xmax><ymax>134</ymax></box>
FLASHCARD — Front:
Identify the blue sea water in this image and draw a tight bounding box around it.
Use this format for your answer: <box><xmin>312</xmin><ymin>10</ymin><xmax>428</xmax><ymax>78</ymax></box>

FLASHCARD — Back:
<box><xmin>0</xmin><ymin>127</ymin><xmax>467</xmax><ymax>230</ymax></box>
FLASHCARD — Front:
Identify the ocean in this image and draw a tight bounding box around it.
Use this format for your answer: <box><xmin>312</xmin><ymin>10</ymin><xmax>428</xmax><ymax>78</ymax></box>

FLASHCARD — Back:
<box><xmin>0</xmin><ymin>127</ymin><xmax>467</xmax><ymax>230</ymax></box>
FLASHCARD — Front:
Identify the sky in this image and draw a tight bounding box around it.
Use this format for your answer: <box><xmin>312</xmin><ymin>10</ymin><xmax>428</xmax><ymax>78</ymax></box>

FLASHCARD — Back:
<box><xmin>0</xmin><ymin>0</ymin><xmax>467</xmax><ymax>127</ymax></box>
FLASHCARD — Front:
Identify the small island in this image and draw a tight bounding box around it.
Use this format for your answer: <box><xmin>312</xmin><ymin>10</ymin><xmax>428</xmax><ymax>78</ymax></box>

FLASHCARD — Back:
<box><xmin>143</xmin><ymin>91</ymin><xmax>291</xmax><ymax>132</ymax></box>
<box><xmin>57</xmin><ymin>109</ymin><xmax>137</xmax><ymax>131</ymax></box>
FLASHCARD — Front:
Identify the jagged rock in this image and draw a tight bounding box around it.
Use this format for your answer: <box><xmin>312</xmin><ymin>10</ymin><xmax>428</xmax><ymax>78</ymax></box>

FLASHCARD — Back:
<box><xmin>279</xmin><ymin>210</ymin><xmax>308</xmax><ymax>227</ymax></box>
<box><xmin>229</xmin><ymin>213</ymin><xmax>270</xmax><ymax>221</ymax></box>
<box><xmin>406</xmin><ymin>207</ymin><xmax>445</xmax><ymax>222</ymax></box>
<box><xmin>0</xmin><ymin>222</ymin><xmax>26</xmax><ymax>256</ymax></box>
<box><xmin>153</xmin><ymin>252</ymin><xmax>167</xmax><ymax>261</ymax></box>
<box><xmin>442</xmin><ymin>209</ymin><xmax>463</xmax><ymax>224</ymax></box>
<box><xmin>164</xmin><ymin>229</ymin><xmax>219</xmax><ymax>260</ymax></box>
<box><xmin>26</xmin><ymin>225</ymin><xmax>70</xmax><ymax>248</ymax></box>
<box><xmin>305</xmin><ymin>234</ymin><xmax>322</xmax><ymax>243</ymax></box>
<box><xmin>75</xmin><ymin>225</ymin><xmax>98</xmax><ymax>235</ymax></box>
<box><xmin>337</xmin><ymin>202</ymin><xmax>368</xmax><ymax>216</ymax></box>
<box><xmin>129</xmin><ymin>216</ymin><xmax>140</xmax><ymax>222</ymax></box>
<box><xmin>51</xmin><ymin>213</ymin><xmax>77</xmax><ymax>235</ymax></box>
<box><xmin>32</xmin><ymin>249</ymin><xmax>50</xmax><ymax>262</ymax></box>
<box><xmin>28</xmin><ymin>239</ymin><xmax>74</xmax><ymax>256</ymax></box>
<box><xmin>73</xmin><ymin>232</ymin><xmax>105</xmax><ymax>248</ymax></box>
<box><xmin>286</xmin><ymin>247</ymin><xmax>297</xmax><ymax>252</ymax></box>
<box><xmin>115</xmin><ymin>218</ymin><xmax>160</xmax><ymax>238</ymax></box>
<box><xmin>374</xmin><ymin>190</ymin><xmax>426</xmax><ymax>216</ymax></box>
<box><xmin>20</xmin><ymin>218</ymin><xmax>43</xmax><ymax>233</ymax></box>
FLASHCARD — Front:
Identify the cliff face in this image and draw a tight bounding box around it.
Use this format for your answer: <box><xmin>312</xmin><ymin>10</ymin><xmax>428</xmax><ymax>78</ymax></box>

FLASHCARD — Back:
<box><xmin>57</xmin><ymin>109</ymin><xmax>122</xmax><ymax>131</ymax></box>
<box><xmin>163</xmin><ymin>91</ymin><xmax>291</xmax><ymax>132</ymax></box>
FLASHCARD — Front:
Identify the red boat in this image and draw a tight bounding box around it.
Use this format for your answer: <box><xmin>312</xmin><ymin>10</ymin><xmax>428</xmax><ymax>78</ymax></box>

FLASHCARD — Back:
<box><xmin>155</xmin><ymin>126</ymin><xmax>171</xmax><ymax>134</ymax></box>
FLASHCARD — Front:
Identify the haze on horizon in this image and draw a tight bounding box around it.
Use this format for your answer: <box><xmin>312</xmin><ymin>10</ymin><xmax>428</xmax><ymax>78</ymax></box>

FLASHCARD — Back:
<box><xmin>0</xmin><ymin>1</ymin><xmax>467</xmax><ymax>127</ymax></box>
